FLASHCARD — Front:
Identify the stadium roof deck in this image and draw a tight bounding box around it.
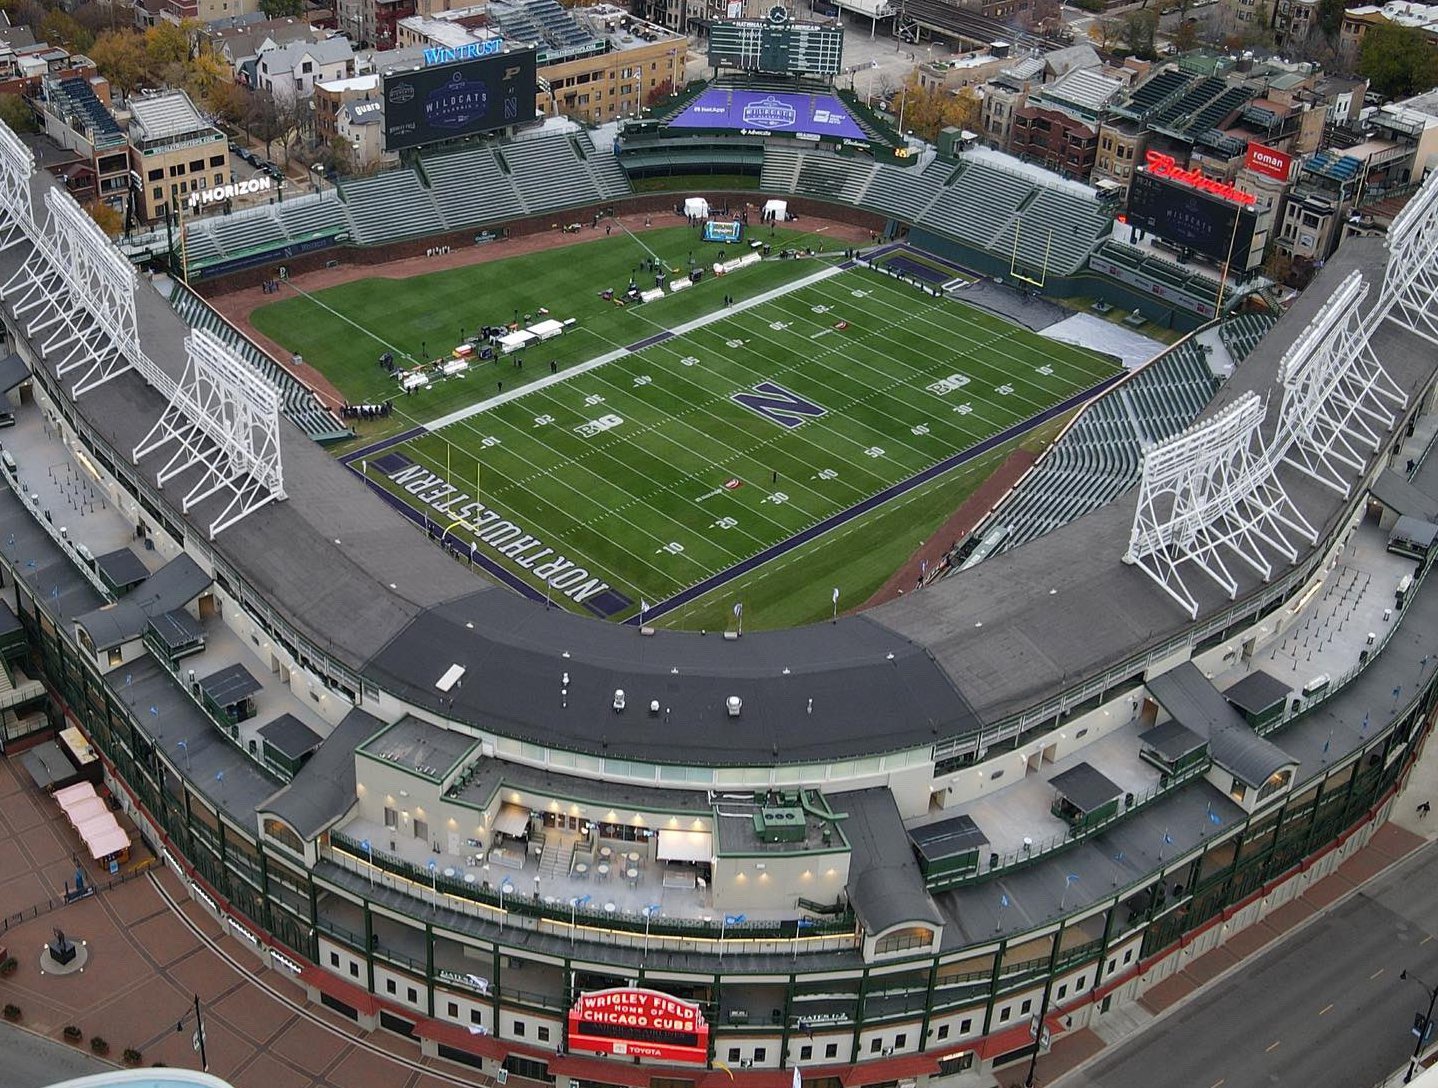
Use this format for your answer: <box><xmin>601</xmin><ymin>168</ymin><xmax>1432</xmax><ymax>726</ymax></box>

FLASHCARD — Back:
<box><xmin>359</xmin><ymin>713</ymin><xmax>478</xmax><ymax>780</ymax></box>
<box><xmin>128</xmin><ymin>90</ymin><xmax>215</xmax><ymax>145</ymax></box>
<box><xmin>5</xmin><ymin>170</ymin><xmax>1435</xmax><ymax>782</ymax></box>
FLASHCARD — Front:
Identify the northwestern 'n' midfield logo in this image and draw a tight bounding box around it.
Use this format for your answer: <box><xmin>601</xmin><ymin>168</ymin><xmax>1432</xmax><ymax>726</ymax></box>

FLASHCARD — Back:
<box><xmin>741</xmin><ymin>95</ymin><xmax>798</xmax><ymax>130</ymax></box>
<box><xmin>731</xmin><ymin>381</ymin><xmax>827</xmax><ymax>428</ymax></box>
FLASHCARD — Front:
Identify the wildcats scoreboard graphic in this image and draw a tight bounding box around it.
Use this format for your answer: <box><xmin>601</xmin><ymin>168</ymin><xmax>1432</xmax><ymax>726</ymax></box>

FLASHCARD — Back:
<box><xmin>708</xmin><ymin>6</ymin><xmax>843</xmax><ymax>76</ymax></box>
<box><xmin>382</xmin><ymin>45</ymin><xmax>537</xmax><ymax>152</ymax></box>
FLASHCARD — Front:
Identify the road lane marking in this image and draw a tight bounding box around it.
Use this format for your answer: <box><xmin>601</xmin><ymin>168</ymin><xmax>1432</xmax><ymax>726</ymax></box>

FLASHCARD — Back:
<box><xmin>1210</xmin><ymin>1079</ymin><xmax>1226</xmax><ymax>1088</ymax></box>
<box><xmin>1266</xmin><ymin>1041</ymin><xmax>1282</xmax><ymax>1052</ymax></box>
<box><xmin>1372</xmin><ymin>968</ymin><xmax>1387</xmax><ymax>979</ymax></box>
<box><xmin>1423</xmin><ymin>935</ymin><xmax>1434</xmax><ymax>945</ymax></box>
<box><xmin>1319</xmin><ymin>1003</ymin><xmax>1334</xmax><ymax>1016</ymax></box>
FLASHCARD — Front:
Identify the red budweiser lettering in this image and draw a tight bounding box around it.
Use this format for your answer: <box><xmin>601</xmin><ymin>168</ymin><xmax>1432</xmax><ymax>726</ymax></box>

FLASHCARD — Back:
<box><xmin>1145</xmin><ymin>150</ymin><xmax>1256</xmax><ymax>206</ymax></box>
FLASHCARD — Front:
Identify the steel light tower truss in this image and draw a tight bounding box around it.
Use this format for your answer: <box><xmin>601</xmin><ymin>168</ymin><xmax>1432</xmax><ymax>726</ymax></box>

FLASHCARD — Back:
<box><xmin>0</xmin><ymin>120</ymin><xmax>34</xmax><ymax>250</ymax></box>
<box><xmin>1</xmin><ymin>188</ymin><xmax>140</xmax><ymax>395</ymax></box>
<box><xmin>1379</xmin><ymin>165</ymin><xmax>1438</xmax><ymax>344</ymax></box>
<box><xmin>1274</xmin><ymin>270</ymin><xmax>1407</xmax><ymax>497</ymax></box>
<box><xmin>1125</xmin><ymin>392</ymin><xmax>1315</xmax><ymax>619</ymax></box>
<box><xmin>134</xmin><ymin>328</ymin><xmax>286</xmax><ymax>538</ymax></box>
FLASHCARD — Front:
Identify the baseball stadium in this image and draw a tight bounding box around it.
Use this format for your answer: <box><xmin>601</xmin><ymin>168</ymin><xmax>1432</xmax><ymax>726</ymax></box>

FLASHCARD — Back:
<box><xmin>2</xmin><ymin>11</ymin><xmax>1438</xmax><ymax>1087</ymax></box>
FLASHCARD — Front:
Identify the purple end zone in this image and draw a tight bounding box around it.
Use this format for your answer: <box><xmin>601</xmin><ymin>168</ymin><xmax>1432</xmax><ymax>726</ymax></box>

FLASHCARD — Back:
<box><xmin>669</xmin><ymin>88</ymin><xmax>867</xmax><ymax>141</ymax></box>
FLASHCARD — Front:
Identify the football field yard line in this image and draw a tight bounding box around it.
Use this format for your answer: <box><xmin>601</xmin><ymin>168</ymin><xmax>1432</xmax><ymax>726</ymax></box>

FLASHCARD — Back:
<box><xmin>429</xmin><ymin>410</ymin><xmax>721</xmax><ymax>583</ymax></box>
<box><xmin>392</xmin><ymin>436</ymin><xmax>688</xmax><ymax>593</ymax></box>
<box><xmin>636</xmin><ymin>368</ymin><xmax>1125</xmax><ymax>624</ymax></box>
<box><xmin>423</xmin><ymin>259</ymin><xmax>850</xmax><ymax>431</ymax></box>
<box><xmin>577</xmin><ymin>364</ymin><xmax>865</xmax><ymax>514</ymax></box>
<box><xmin>516</xmin><ymin>383</ymin><xmax>795</xmax><ymax>549</ymax></box>
<box><xmin>376</xmin><ymin>260</ymin><xmax>1120</xmax><ymax>618</ymax></box>
<box><xmin>714</xmin><ymin>305</ymin><xmax>1041</xmax><ymax>461</ymax></box>
<box><xmin>454</xmin><ymin>405</ymin><xmax>750</xmax><ymax>574</ymax></box>
<box><xmin>791</xmin><ymin>283</ymin><xmax>1089</xmax><ymax>413</ymax></box>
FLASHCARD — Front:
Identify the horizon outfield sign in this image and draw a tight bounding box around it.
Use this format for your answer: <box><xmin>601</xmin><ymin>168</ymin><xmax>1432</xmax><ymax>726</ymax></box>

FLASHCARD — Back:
<box><xmin>187</xmin><ymin>175</ymin><xmax>272</xmax><ymax>208</ymax></box>
<box><xmin>668</xmin><ymin>88</ymin><xmax>866</xmax><ymax>141</ymax></box>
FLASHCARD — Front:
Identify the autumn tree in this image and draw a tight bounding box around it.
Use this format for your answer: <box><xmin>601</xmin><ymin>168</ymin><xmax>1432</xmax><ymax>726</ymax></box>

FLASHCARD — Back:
<box><xmin>88</xmin><ymin>29</ymin><xmax>146</xmax><ymax>94</ymax></box>
<box><xmin>85</xmin><ymin>200</ymin><xmax>123</xmax><ymax>236</ymax></box>
<box><xmin>1170</xmin><ymin>18</ymin><xmax>1199</xmax><ymax>52</ymax></box>
<box><xmin>39</xmin><ymin>10</ymin><xmax>94</xmax><ymax>52</ymax></box>
<box><xmin>1124</xmin><ymin>9</ymin><xmax>1159</xmax><ymax>57</ymax></box>
<box><xmin>0</xmin><ymin>92</ymin><xmax>35</xmax><ymax>133</ymax></box>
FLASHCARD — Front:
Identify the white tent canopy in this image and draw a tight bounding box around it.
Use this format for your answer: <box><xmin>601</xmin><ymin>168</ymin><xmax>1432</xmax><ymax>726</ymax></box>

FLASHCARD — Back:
<box><xmin>763</xmin><ymin>199</ymin><xmax>788</xmax><ymax>221</ymax></box>
<box><xmin>497</xmin><ymin>330</ymin><xmax>535</xmax><ymax>355</ymax></box>
<box><xmin>528</xmin><ymin>319</ymin><xmax>564</xmax><ymax>340</ymax></box>
<box><xmin>684</xmin><ymin>196</ymin><xmax>710</xmax><ymax>220</ymax></box>
<box><xmin>657</xmin><ymin>829</ymin><xmax>713</xmax><ymax>864</ymax></box>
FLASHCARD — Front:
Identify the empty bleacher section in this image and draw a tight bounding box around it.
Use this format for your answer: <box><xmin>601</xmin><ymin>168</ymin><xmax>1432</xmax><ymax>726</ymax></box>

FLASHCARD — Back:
<box><xmin>573</xmin><ymin>130</ymin><xmax>632</xmax><ymax>199</ymax></box>
<box><xmin>181</xmin><ymin>192</ymin><xmax>350</xmax><ymax>273</ymax></box>
<box><xmin>919</xmin><ymin>160</ymin><xmax>1043</xmax><ymax>250</ymax></box>
<box><xmin>167</xmin><ymin>281</ymin><xmax>353</xmax><ymax>445</ymax></box>
<box><xmin>795</xmin><ymin>154</ymin><xmax>877</xmax><ymax>206</ymax></box>
<box><xmin>976</xmin><ymin>337</ymin><xmax>1221</xmax><ymax>554</ymax></box>
<box><xmin>861</xmin><ymin>158</ymin><xmax>951</xmax><ymax>224</ymax></box>
<box><xmin>337</xmin><ymin>169</ymin><xmax>446</xmax><ymax>244</ymax></box>
<box><xmin>1089</xmin><ymin>239</ymin><xmax>1222</xmax><ymax>319</ymax></box>
<box><xmin>760</xmin><ymin>145</ymin><xmax>803</xmax><ymax>193</ymax></box>
<box><xmin>418</xmin><ymin>145</ymin><xmax>525</xmax><ymax>227</ymax></box>
<box><xmin>996</xmin><ymin>186</ymin><xmax>1112</xmax><ymax>277</ymax></box>
<box><xmin>1219</xmin><ymin>310</ymin><xmax>1279</xmax><ymax>364</ymax></box>
<box><xmin>501</xmin><ymin>131</ymin><xmax>630</xmax><ymax>213</ymax></box>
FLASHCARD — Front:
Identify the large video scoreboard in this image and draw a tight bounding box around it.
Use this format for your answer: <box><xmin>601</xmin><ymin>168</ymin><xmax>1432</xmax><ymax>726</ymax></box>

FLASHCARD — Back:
<box><xmin>382</xmin><ymin>45</ymin><xmax>537</xmax><ymax>153</ymax></box>
<box><xmin>1125</xmin><ymin>153</ymin><xmax>1261</xmax><ymax>270</ymax></box>
<box><xmin>707</xmin><ymin>7</ymin><xmax>843</xmax><ymax>76</ymax></box>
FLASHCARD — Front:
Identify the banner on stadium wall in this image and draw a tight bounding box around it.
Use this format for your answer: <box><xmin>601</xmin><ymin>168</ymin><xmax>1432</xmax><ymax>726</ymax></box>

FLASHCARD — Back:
<box><xmin>567</xmin><ymin>988</ymin><xmax>709</xmax><ymax>1064</ymax></box>
<box><xmin>1245</xmin><ymin>141</ymin><xmax>1293</xmax><ymax>182</ymax></box>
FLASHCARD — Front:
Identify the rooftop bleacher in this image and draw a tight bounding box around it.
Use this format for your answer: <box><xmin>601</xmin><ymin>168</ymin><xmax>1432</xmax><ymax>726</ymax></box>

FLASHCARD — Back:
<box><xmin>167</xmin><ymin>281</ymin><xmax>353</xmax><ymax>445</ymax></box>
<box><xmin>982</xmin><ymin>337</ymin><xmax>1221</xmax><ymax>554</ymax></box>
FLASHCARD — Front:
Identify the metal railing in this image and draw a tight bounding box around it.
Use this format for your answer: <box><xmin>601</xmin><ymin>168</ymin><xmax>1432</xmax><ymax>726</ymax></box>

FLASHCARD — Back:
<box><xmin>326</xmin><ymin>830</ymin><xmax>859</xmax><ymax>955</ymax></box>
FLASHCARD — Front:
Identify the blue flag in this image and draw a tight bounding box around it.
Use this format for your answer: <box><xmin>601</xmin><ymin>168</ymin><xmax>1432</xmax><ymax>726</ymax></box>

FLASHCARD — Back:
<box><xmin>725</xmin><ymin>913</ymin><xmax>746</xmax><ymax>926</ymax></box>
<box><xmin>1000</xmin><ymin>894</ymin><xmax>1010</xmax><ymax>909</ymax></box>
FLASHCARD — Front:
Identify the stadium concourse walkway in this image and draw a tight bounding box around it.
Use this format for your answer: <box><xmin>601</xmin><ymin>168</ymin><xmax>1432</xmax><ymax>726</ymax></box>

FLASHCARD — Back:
<box><xmin>0</xmin><ymin>749</ymin><xmax>493</xmax><ymax>1088</ymax></box>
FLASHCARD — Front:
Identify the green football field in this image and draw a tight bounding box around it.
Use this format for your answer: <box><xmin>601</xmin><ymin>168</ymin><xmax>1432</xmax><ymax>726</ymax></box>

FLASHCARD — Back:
<box><xmin>349</xmin><ymin>265</ymin><xmax>1119</xmax><ymax>622</ymax></box>
<box><xmin>250</xmin><ymin>224</ymin><xmax>847</xmax><ymax>435</ymax></box>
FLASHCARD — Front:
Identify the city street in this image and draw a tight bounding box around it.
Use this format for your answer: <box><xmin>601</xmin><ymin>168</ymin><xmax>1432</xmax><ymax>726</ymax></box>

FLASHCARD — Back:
<box><xmin>1063</xmin><ymin>841</ymin><xmax>1438</xmax><ymax>1088</ymax></box>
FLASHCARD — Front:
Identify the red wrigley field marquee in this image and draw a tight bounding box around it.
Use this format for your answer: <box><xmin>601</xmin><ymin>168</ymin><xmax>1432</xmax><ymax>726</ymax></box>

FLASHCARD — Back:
<box><xmin>567</xmin><ymin>988</ymin><xmax>710</xmax><ymax>1063</ymax></box>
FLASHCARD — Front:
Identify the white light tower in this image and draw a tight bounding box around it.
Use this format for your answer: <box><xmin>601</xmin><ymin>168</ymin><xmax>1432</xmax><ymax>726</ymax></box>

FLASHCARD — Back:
<box><xmin>1</xmin><ymin>188</ymin><xmax>142</xmax><ymax>395</ymax></box>
<box><xmin>1273</xmin><ymin>270</ymin><xmax>1406</xmax><ymax>497</ymax></box>
<box><xmin>0</xmin><ymin>119</ymin><xmax>35</xmax><ymax>249</ymax></box>
<box><xmin>1125</xmin><ymin>392</ymin><xmax>1315</xmax><ymax>619</ymax></box>
<box><xmin>134</xmin><ymin>328</ymin><xmax>286</xmax><ymax>538</ymax></box>
<box><xmin>1378</xmin><ymin>165</ymin><xmax>1438</xmax><ymax>345</ymax></box>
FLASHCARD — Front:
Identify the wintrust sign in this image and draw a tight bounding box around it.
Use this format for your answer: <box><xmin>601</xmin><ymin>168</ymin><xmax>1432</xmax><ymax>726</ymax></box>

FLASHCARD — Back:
<box><xmin>187</xmin><ymin>176</ymin><xmax>272</xmax><ymax>208</ymax></box>
<box><xmin>1245</xmin><ymin>141</ymin><xmax>1294</xmax><ymax>182</ymax></box>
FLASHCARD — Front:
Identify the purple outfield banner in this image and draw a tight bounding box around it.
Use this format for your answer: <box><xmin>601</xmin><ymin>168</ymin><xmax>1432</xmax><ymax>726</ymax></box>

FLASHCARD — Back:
<box><xmin>668</xmin><ymin>89</ymin><xmax>866</xmax><ymax>141</ymax></box>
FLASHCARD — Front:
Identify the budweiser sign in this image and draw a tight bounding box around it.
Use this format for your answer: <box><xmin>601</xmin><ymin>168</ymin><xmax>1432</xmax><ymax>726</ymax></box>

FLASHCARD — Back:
<box><xmin>1144</xmin><ymin>150</ymin><xmax>1257</xmax><ymax>206</ymax></box>
<box><xmin>1245</xmin><ymin>141</ymin><xmax>1293</xmax><ymax>182</ymax></box>
<box><xmin>567</xmin><ymin>988</ymin><xmax>710</xmax><ymax>1064</ymax></box>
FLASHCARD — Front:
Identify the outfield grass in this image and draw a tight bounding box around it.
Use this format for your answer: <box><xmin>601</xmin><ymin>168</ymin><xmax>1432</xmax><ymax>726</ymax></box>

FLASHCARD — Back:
<box><xmin>366</xmin><ymin>265</ymin><xmax>1119</xmax><ymax>620</ymax></box>
<box><xmin>251</xmin><ymin>224</ymin><xmax>844</xmax><ymax>436</ymax></box>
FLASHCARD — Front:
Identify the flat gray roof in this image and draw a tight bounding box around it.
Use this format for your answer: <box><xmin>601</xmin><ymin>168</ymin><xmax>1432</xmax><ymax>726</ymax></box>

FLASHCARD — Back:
<box><xmin>1223</xmin><ymin>670</ymin><xmax>1292</xmax><ymax>716</ymax></box>
<box><xmin>199</xmin><ymin>662</ymin><xmax>263</xmax><ymax>706</ymax></box>
<box><xmin>75</xmin><ymin>553</ymin><xmax>210</xmax><ymax>651</ymax></box>
<box><xmin>359</xmin><ymin>713</ymin><xmax>477</xmax><ymax>779</ymax></box>
<box><xmin>909</xmin><ymin>813</ymin><xmax>988</xmax><ymax>863</ymax></box>
<box><xmin>1049</xmin><ymin>762</ymin><xmax>1124</xmax><ymax>813</ymax></box>
<box><xmin>1150</xmin><ymin>663</ymin><xmax>1294</xmax><ymax>788</ymax></box>
<box><xmin>258</xmin><ymin>712</ymin><xmax>324</xmax><ymax>760</ymax></box>
<box><xmin>1138</xmin><ymin>718</ymin><xmax>1207</xmax><ymax>763</ymax></box>
<box><xmin>260</xmin><ymin>707</ymin><xmax>381</xmax><ymax>839</ymax></box>
<box><xmin>93</xmin><ymin>547</ymin><xmax>149</xmax><ymax>588</ymax></box>
<box><xmin>0</xmin><ymin>351</ymin><xmax>27</xmax><ymax>393</ymax></box>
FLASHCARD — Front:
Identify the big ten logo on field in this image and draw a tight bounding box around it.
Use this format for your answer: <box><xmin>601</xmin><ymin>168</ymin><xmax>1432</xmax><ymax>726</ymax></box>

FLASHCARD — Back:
<box><xmin>575</xmin><ymin>414</ymin><xmax>623</xmax><ymax>438</ymax></box>
<box><xmin>927</xmin><ymin>374</ymin><xmax>971</xmax><ymax>395</ymax></box>
<box><xmin>730</xmin><ymin>381</ymin><xmax>826</xmax><ymax>429</ymax></box>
